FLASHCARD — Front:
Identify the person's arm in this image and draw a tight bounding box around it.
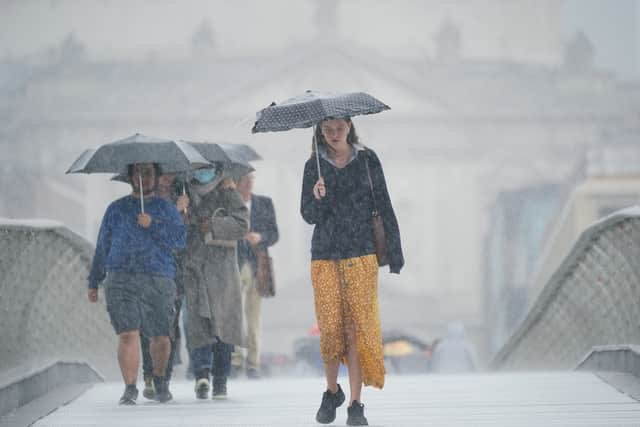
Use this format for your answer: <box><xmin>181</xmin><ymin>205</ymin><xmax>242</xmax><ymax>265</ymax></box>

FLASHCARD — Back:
<box><xmin>207</xmin><ymin>188</ymin><xmax>250</xmax><ymax>241</ymax></box>
<box><xmin>300</xmin><ymin>159</ymin><xmax>334</xmax><ymax>224</ymax></box>
<box><xmin>255</xmin><ymin>197</ymin><xmax>279</xmax><ymax>249</ymax></box>
<box><xmin>368</xmin><ymin>150</ymin><xmax>404</xmax><ymax>274</ymax></box>
<box><xmin>87</xmin><ymin>205</ymin><xmax>113</xmax><ymax>296</ymax></box>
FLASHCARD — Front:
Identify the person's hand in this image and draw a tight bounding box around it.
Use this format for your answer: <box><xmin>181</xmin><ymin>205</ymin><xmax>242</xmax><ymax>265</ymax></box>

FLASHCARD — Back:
<box><xmin>313</xmin><ymin>177</ymin><xmax>326</xmax><ymax>200</ymax></box>
<box><xmin>245</xmin><ymin>232</ymin><xmax>262</xmax><ymax>246</ymax></box>
<box><xmin>220</xmin><ymin>178</ymin><xmax>236</xmax><ymax>190</ymax></box>
<box><xmin>88</xmin><ymin>288</ymin><xmax>98</xmax><ymax>303</ymax></box>
<box><xmin>138</xmin><ymin>213</ymin><xmax>152</xmax><ymax>228</ymax></box>
<box><xmin>176</xmin><ymin>194</ymin><xmax>189</xmax><ymax>213</ymax></box>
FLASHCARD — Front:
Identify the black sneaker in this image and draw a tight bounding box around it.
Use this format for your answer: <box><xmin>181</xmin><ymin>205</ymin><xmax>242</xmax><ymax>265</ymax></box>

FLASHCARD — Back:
<box><xmin>212</xmin><ymin>376</ymin><xmax>227</xmax><ymax>400</ymax></box>
<box><xmin>119</xmin><ymin>384</ymin><xmax>138</xmax><ymax>405</ymax></box>
<box><xmin>346</xmin><ymin>400</ymin><xmax>368</xmax><ymax>426</ymax></box>
<box><xmin>315</xmin><ymin>384</ymin><xmax>345</xmax><ymax>424</ymax></box>
<box><xmin>153</xmin><ymin>376</ymin><xmax>173</xmax><ymax>403</ymax></box>
<box><xmin>246</xmin><ymin>367</ymin><xmax>261</xmax><ymax>380</ymax></box>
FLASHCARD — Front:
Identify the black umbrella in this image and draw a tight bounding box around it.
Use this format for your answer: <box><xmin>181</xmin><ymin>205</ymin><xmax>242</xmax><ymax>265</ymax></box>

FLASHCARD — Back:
<box><xmin>66</xmin><ymin>148</ymin><xmax>96</xmax><ymax>174</ymax></box>
<box><xmin>251</xmin><ymin>90</ymin><xmax>389</xmax><ymax>133</ymax></box>
<box><xmin>66</xmin><ymin>133</ymin><xmax>211</xmax><ymax>212</ymax></box>
<box><xmin>182</xmin><ymin>141</ymin><xmax>255</xmax><ymax>180</ymax></box>
<box><xmin>66</xmin><ymin>133</ymin><xmax>210</xmax><ymax>175</ymax></box>
<box><xmin>251</xmin><ymin>90</ymin><xmax>389</xmax><ymax>178</ymax></box>
<box><xmin>217</xmin><ymin>143</ymin><xmax>262</xmax><ymax>162</ymax></box>
<box><xmin>111</xmin><ymin>141</ymin><xmax>255</xmax><ymax>184</ymax></box>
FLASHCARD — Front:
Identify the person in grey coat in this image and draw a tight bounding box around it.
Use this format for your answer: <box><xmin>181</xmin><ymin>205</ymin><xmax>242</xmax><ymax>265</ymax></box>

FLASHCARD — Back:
<box><xmin>181</xmin><ymin>165</ymin><xmax>249</xmax><ymax>399</ymax></box>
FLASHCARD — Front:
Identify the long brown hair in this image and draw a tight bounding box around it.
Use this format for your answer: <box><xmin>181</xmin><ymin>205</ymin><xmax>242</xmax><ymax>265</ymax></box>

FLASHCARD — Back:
<box><xmin>311</xmin><ymin>117</ymin><xmax>360</xmax><ymax>156</ymax></box>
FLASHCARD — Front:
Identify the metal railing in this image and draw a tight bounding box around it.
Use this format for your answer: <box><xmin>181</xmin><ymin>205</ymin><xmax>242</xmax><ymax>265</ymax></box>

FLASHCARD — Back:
<box><xmin>0</xmin><ymin>220</ymin><xmax>118</xmax><ymax>379</ymax></box>
<box><xmin>492</xmin><ymin>207</ymin><xmax>640</xmax><ymax>369</ymax></box>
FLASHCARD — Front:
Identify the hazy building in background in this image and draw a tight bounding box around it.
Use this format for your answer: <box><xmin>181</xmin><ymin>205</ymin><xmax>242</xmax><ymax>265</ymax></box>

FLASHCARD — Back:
<box><xmin>3</xmin><ymin>0</ymin><xmax>640</xmax><ymax>362</ymax></box>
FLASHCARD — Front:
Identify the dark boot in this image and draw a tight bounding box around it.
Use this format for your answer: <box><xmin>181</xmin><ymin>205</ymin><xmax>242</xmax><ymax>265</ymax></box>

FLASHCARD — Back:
<box><xmin>212</xmin><ymin>376</ymin><xmax>227</xmax><ymax>400</ymax></box>
<box><xmin>346</xmin><ymin>400</ymin><xmax>368</xmax><ymax>426</ymax></box>
<box><xmin>315</xmin><ymin>384</ymin><xmax>345</xmax><ymax>424</ymax></box>
<box><xmin>142</xmin><ymin>374</ymin><xmax>155</xmax><ymax>400</ymax></box>
<box><xmin>153</xmin><ymin>376</ymin><xmax>173</xmax><ymax>403</ymax></box>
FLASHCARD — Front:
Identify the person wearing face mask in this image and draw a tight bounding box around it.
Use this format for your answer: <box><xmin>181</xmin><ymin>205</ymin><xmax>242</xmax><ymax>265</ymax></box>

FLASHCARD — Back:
<box><xmin>181</xmin><ymin>164</ymin><xmax>249</xmax><ymax>400</ymax></box>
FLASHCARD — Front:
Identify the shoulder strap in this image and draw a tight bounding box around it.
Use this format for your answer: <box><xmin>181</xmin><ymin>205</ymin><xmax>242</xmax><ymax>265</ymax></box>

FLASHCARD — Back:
<box><xmin>363</xmin><ymin>151</ymin><xmax>379</xmax><ymax>215</ymax></box>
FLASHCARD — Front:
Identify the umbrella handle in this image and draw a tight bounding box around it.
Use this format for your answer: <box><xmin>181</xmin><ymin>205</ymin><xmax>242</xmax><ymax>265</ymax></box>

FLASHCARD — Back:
<box><xmin>313</xmin><ymin>130</ymin><xmax>322</xmax><ymax>180</ymax></box>
<box><xmin>139</xmin><ymin>173</ymin><xmax>145</xmax><ymax>214</ymax></box>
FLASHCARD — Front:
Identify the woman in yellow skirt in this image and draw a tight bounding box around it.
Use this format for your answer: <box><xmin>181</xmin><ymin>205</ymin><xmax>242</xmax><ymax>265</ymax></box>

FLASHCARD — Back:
<box><xmin>301</xmin><ymin>117</ymin><xmax>404</xmax><ymax>426</ymax></box>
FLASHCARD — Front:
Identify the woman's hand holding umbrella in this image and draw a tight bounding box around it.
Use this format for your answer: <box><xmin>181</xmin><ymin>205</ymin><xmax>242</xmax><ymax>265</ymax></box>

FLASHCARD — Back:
<box><xmin>313</xmin><ymin>177</ymin><xmax>326</xmax><ymax>200</ymax></box>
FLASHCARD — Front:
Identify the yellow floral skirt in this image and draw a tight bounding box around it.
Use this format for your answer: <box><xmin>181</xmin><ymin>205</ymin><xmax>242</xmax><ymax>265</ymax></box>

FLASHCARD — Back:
<box><xmin>310</xmin><ymin>254</ymin><xmax>385</xmax><ymax>389</ymax></box>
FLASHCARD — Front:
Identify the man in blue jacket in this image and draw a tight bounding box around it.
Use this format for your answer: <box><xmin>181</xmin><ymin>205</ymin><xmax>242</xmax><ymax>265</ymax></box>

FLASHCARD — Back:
<box><xmin>87</xmin><ymin>162</ymin><xmax>186</xmax><ymax>405</ymax></box>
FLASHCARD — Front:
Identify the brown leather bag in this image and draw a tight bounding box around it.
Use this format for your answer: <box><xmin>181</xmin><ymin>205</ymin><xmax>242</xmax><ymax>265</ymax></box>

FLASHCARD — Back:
<box><xmin>364</xmin><ymin>155</ymin><xmax>389</xmax><ymax>267</ymax></box>
<box><xmin>254</xmin><ymin>248</ymin><xmax>276</xmax><ymax>298</ymax></box>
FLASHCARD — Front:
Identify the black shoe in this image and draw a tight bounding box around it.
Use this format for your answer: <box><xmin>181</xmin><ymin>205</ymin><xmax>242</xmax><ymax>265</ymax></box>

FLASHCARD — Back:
<box><xmin>142</xmin><ymin>374</ymin><xmax>155</xmax><ymax>400</ymax></box>
<box><xmin>315</xmin><ymin>384</ymin><xmax>345</xmax><ymax>424</ymax></box>
<box><xmin>119</xmin><ymin>384</ymin><xmax>138</xmax><ymax>405</ymax></box>
<box><xmin>212</xmin><ymin>376</ymin><xmax>227</xmax><ymax>400</ymax></box>
<box><xmin>346</xmin><ymin>400</ymin><xmax>368</xmax><ymax>426</ymax></box>
<box><xmin>153</xmin><ymin>376</ymin><xmax>173</xmax><ymax>403</ymax></box>
<box><xmin>229</xmin><ymin>365</ymin><xmax>242</xmax><ymax>379</ymax></box>
<box><xmin>246</xmin><ymin>367</ymin><xmax>261</xmax><ymax>380</ymax></box>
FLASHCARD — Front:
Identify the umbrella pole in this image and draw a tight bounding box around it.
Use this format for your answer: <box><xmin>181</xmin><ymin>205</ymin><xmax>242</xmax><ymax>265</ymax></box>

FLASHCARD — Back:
<box><xmin>139</xmin><ymin>173</ymin><xmax>145</xmax><ymax>214</ymax></box>
<box><xmin>313</xmin><ymin>128</ymin><xmax>322</xmax><ymax>180</ymax></box>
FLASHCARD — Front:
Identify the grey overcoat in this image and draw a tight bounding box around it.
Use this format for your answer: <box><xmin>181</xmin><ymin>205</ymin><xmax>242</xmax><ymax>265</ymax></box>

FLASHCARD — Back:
<box><xmin>182</xmin><ymin>185</ymin><xmax>249</xmax><ymax>350</ymax></box>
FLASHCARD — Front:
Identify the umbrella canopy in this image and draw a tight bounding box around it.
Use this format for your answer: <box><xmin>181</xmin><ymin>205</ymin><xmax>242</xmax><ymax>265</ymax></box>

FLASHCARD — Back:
<box><xmin>65</xmin><ymin>133</ymin><xmax>211</xmax><ymax>175</ymax></box>
<box><xmin>66</xmin><ymin>148</ymin><xmax>96</xmax><ymax>174</ymax></box>
<box><xmin>217</xmin><ymin>143</ymin><xmax>262</xmax><ymax>162</ymax></box>
<box><xmin>183</xmin><ymin>141</ymin><xmax>254</xmax><ymax>178</ymax></box>
<box><xmin>251</xmin><ymin>90</ymin><xmax>390</xmax><ymax>133</ymax></box>
<box><xmin>110</xmin><ymin>141</ymin><xmax>255</xmax><ymax>182</ymax></box>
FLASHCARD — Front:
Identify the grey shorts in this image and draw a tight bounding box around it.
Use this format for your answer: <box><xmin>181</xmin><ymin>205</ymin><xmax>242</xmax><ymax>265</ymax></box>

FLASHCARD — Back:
<box><xmin>103</xmin><ymin>271</ymin><xmax>176</xmax><ymax>337</ymax></box>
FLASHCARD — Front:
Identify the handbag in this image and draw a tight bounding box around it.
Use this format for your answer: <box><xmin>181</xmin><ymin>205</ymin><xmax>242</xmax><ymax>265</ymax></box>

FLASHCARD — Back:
<box><xmin>203</xmin><ymin>207</ymin><xmax>237</xmax><ymax>247</ymax></box>
<box><xmin>254</xmin><ymin>248</ymin><xmax>276</xmax><ymax>298</ymax></box>
<box><xmin>364</xmin><ymin>155</ymin><xmax>389</xmax><ymax>267</ymax></box>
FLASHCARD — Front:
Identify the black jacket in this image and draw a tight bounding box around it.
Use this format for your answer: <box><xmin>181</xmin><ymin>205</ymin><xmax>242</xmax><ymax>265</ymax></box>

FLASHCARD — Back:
<box><xmin>300</xmin><ymin>147</ymin><xmax>404</xmax><ymax>274</ymax></box>
<box><xmin>237</xmin><ymin>194</ymin><xmax>279</xmax><ymax>272</ymax></box>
